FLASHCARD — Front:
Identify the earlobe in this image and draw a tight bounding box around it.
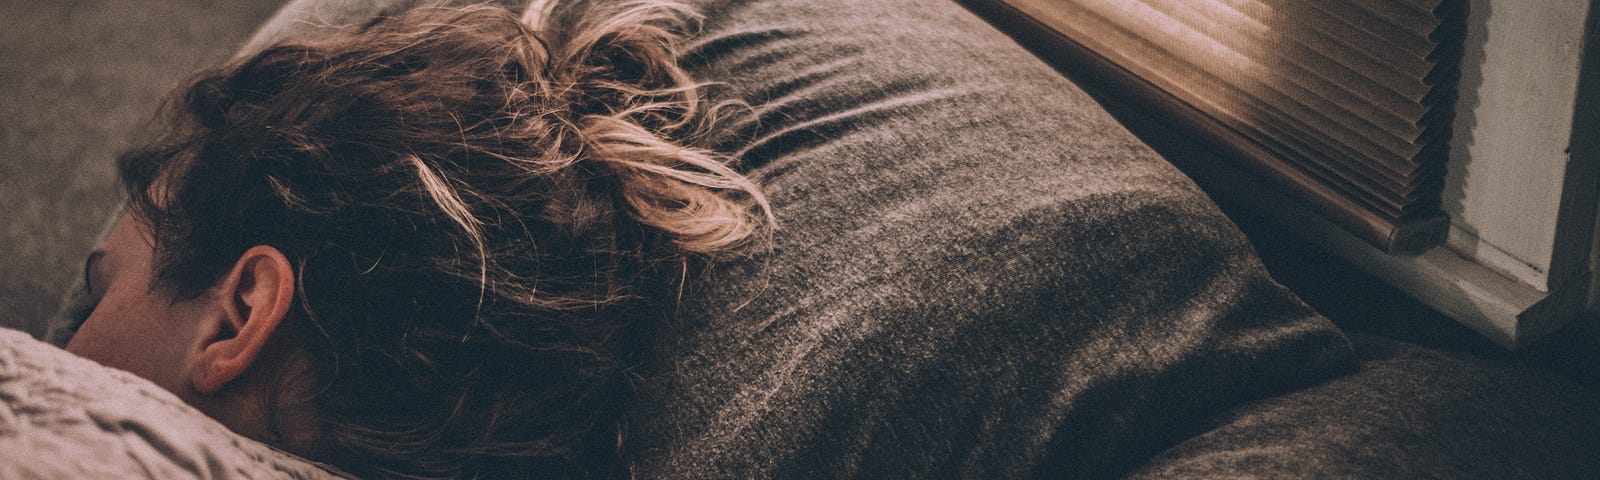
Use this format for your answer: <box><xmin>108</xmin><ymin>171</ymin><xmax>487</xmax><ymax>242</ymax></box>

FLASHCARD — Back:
<box><xmin>192</xmin><ymin>245</ymin><xmax>296</xmax><ymax>395</ymax></box>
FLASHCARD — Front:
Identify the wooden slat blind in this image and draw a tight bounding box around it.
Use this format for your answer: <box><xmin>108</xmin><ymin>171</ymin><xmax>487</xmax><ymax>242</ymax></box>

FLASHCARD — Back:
<box><xmin>964</xmin><ymin>0</ymin><xmax>1466</xmax><ymax>252</ymax></box>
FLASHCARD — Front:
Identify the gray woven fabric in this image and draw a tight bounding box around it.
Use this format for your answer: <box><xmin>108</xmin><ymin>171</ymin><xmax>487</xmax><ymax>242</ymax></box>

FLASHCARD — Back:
<box><xmin>1125</xmin><ymin>333</ymin><xmax>1600</xmax><ymax>479</ymax></box>
<box><xmin>625</xmin><ymin>0</ymin><xmax>1355</xmax><ymax>477</ymax></box>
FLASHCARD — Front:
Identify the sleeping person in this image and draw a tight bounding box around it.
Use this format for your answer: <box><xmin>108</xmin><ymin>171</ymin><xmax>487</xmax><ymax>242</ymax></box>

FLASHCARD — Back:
<box><xmin>63</xmin><ymin>1</ymin><xmax>767</xmax><ymax>478</ymax></box>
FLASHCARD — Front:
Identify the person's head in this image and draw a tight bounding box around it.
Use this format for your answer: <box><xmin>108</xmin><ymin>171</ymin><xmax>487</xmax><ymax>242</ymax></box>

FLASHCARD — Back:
<box><xmin>66</xmin><ymin>2</ymin><xmax>769</xmax><ymax>477</ymax></box>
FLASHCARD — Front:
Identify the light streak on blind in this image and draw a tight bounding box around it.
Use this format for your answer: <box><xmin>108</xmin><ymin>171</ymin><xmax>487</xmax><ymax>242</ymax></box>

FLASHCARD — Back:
<box><xmin>966</xmin><ymin>0</ymin><xmax>1466</xmax><ymax>252</ymax></box>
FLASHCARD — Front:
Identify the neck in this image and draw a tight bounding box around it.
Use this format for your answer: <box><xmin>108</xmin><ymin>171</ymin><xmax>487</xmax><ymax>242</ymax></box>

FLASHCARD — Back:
<box><xmin>192</xmin><ymin>347</ymin><xmax>324</xmax><ymax>457</ymax></box>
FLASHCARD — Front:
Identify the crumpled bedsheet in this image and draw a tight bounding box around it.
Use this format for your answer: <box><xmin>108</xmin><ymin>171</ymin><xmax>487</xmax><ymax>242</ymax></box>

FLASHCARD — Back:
<box><xmin>0</xmin><ymin>328</ymin><xmax>344</xmax><ymax>479</ymax></box>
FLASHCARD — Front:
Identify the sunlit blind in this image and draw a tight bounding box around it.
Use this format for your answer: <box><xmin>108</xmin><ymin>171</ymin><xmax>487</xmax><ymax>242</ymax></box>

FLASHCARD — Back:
<box><xmin>965</xmin><ymin>0</ymin><xmax>1466</xmax><ymax>253</ymax></box>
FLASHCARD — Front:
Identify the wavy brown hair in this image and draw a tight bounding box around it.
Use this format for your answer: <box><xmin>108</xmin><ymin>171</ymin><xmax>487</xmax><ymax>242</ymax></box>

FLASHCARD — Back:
<box><xmin>116</xmin><ymin>2</ymin><xmax>769</xmax><ymax>478</ymax></box>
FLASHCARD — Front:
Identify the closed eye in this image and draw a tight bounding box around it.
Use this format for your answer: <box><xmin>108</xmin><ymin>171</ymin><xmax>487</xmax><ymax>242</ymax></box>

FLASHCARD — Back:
<box><xmin>83</xmin><ymin>250</ymin><xmax>105</xmax><ymax>296</ymax></box>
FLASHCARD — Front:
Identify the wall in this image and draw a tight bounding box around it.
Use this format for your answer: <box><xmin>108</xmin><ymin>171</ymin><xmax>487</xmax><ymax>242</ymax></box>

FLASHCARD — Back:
<box><xmin>1445</xmin><ymin>0</ymin><xmax>1594</xmax><ymax>291</ymax></box>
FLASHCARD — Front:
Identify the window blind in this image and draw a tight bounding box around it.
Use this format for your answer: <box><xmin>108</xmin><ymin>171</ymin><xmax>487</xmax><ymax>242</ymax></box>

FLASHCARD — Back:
<box><xmin>963</xmin><ymin>0</ymin><xmax>1466</xmax><ymax>253</ymax></box>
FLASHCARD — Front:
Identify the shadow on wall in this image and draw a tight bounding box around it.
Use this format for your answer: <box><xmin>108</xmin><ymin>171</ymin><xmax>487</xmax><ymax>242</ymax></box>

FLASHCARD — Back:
<box><xmin>1439</xmin><ymin>0</ymin><xmax>1488</xmax><ymax>245</ymax></box>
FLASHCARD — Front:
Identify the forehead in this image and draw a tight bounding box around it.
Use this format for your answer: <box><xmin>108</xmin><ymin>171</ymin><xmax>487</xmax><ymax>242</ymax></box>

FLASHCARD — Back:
<box><xmin>105</xmin><ymin>213</ymin><xmax>155</xmax><ymax>253</ymax></box>
<box><xmin>96</xmin><ymin>213</ymin><xmax>158</xmax><ymax>278</ymax></box>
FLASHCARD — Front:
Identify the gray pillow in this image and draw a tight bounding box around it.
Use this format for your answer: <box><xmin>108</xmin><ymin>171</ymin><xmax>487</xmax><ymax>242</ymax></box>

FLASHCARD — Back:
<box><xmin>624</xmin><ymin>0</ymin><xmax>1354</xmax><ymax>477</ymax></box>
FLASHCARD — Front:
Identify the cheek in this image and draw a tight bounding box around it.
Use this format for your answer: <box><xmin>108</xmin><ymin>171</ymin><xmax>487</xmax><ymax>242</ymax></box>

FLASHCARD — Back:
<box><xmin>69</xmin><ymin>296</ymin><xmax>151</xmax><ymax>368</ymax></box>
<box><xmin>67</xmin><ymin>292</ymin><xmax>194</xmax><ymax>391</ymax></box>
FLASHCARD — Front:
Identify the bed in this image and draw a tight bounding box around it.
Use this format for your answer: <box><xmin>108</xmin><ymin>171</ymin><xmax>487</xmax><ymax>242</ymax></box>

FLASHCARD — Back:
<box><xmin>2</xmin><ymin>0</ymin><xmax>1597</xmax><ymax>478</ymax></box>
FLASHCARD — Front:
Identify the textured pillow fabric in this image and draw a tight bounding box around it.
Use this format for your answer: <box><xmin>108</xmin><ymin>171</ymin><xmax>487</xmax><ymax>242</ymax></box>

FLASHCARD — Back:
<box><xmin>624</xmin><ymin>0</ymin><xmax>1355</xmax><ymax>477</ymax></box>
<box><xmin>1124</xmin><ymin>334</ymin><xmax>1600</xmax><ymax>479</ymax></box>
<box><xmin>0</xmin><ymin>328</ymin><xmax>347</xmax><ymax>479</ymax></box>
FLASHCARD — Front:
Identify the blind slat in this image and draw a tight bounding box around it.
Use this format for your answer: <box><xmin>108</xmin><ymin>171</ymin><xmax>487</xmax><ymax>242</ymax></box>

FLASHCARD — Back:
<box><xmin>1307</xmin><ymin>1</ymin><xmax>1435</xmax><ymax>53</ymax></box>
<box><xmin>1139</xmin><ymin>0</ymin><xmax>1432</xmax><ymax>128</ymax></box>
<box><xmin>1343</xmin><ymin>0</ymin><xmax>1442</xmax><ymax>35</ymax></box>
<box><xmin>1253</xmin><ymin>0</ymin><xmax>1431</xmax><ymax>76</ymax></box>
<box><xmin>1219</xmin><ymin>0</ymin><xmax>1423</xmax><ymax>87</ymax></box>
<box><xmin>965</xmin><ymin>0</ymin><xmax>1466</xmax><ymax>252</ymax></box>
<box><xmin>1077</xmin><ymin>0</ymin><xmax>1430</xmax><ymax>141</ymax></box>
<box><xmin>1026</xmin><ymin>0</ymin><xmax>1419</xmax><ymax>209</ymax></box>
<box><xmin>1070</xmin><ymin>1</ymin><xmax>1433</xmax><ymax>165</ymax></box>
<box><xmin>1216</xmin><ymin>0</ymin><xmax>1433</xmax><ymax>101</ymax></box>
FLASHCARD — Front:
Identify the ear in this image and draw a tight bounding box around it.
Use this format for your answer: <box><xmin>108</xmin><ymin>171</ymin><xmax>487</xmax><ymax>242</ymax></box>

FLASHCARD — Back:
<box><xmin>191</xmin><ymin>245</ymin><xmax>296</xmax><ymax>395</ymax></box>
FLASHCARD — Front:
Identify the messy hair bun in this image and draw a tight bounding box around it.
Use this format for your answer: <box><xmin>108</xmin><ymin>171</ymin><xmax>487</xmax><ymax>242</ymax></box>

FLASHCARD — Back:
<box><xmin>117</xmin><ymin>1</ymin><xmax>769</xmax><ymax>478</ymax></box>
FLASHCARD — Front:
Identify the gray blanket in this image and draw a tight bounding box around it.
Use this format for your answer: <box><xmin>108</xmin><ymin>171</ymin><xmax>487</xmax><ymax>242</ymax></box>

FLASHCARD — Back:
<box><xmin>1128</xmin><ymin>334</ymin><xmax>1600</xmax><ymax>479</ymax></box>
